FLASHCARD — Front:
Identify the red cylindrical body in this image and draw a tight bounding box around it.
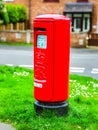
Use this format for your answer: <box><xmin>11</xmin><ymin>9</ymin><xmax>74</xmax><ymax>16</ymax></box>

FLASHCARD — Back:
<box><xmin>34</xmin><ymin>14</ymin><xmax>70</xmax><ymax>102</ymax></box>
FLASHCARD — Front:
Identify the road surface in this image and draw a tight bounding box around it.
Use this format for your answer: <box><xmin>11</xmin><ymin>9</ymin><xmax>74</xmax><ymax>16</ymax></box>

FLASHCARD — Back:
<box><xmin>0</xmin><ymin>45</ymin><xmax>98</xmax><ymax>79</ymax></box>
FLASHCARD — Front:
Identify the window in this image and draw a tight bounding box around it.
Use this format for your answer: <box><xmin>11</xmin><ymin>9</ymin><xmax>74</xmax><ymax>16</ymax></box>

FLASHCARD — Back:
<box><xmin>83</xmin><ymin>14</ymin><xmax>90</xmax><ymax>32</ymax></box>
<box><xmin>74</xmin><ymin>18</ymin><xmax>81</xmax><ymax>32</ymax></box>
<box><xmin>73</xmin><ymin>14</ymin><xmax>90</xmax><ymax>32</ymax></box>
<box><xmin>65</xmin><ymin>13</ymin><xmax>91</xmax><ymax>32</ymax></box>
<box><xmin>44</xmin><ymin>0</ymin><xmax>59</xmax><ymax>2</ymax></box>
<box><xmin>74</xmin><ymin>14</ymin><xmax>82</xmax><ymax>17</ymax></box>
<box><xmin>66</xmin><ymin>14</ymin><xmax>72</xmax><ymax>19</ymax></box>
<box><xmin>73</xmin><ymin>14</ymin><xmax>82</xmax><ymax>32</ymax></box>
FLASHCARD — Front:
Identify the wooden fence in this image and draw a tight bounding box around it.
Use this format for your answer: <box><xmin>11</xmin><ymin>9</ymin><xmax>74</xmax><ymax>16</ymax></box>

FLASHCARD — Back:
<box><xmin>88</xmin><ymin>33</ymin><xmax>98</xmax><ymax>46</ymax></box>
<box><xmin>0</xmin><ymin>22</ymin><xmax>27</xmax><ymax>31</ymax></box>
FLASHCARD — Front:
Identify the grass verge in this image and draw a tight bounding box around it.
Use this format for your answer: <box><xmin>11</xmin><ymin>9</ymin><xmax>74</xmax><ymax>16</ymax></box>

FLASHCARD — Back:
<box><xmin>0</xmin><ymin>42</ymin><xmax>33</xmax><ymax>46</ymax></box>
<box><xmin>0</xmin><ymin>66</ymin><xmax>98</xmax><ymax>130</ymax></box>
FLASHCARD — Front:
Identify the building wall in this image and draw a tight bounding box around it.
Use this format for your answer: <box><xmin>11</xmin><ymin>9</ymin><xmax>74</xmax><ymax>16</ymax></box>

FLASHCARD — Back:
<box><xmin>5</xmin><ymin>0</ymin><xmax>98</xmax><ymax>33</ymax></box>
<box><xmin>4</xmin><ymin>0</ymin><xmax>98</xmax><ymax>47</ymax></box>
<box><xmin>31</xmin><ymin>0</ymin><xmax>98</xmax><ymax>33</ymax></box>
<box><xmin>89</xmin><ymin>0</ymin><xmax>98</xmax><ymax>33</ymax></box>
<box><xmin>31</xmin><ymin>0</ymin><xmax>75</xmax><ymax>28</ymax></box>
<box><xmin>71</xmin><ymin>33</ymin><xmax>88</xmax><ymax>47</ymax></box>
<box><xmin>0</xmin><ymin>30</ymin><xmax>33</xmax><ymax>44</ymax></box>
<box><xmin>0</xmin><ymin>30</ymin><xmax>88</xmax><ymax>47</ymax></box>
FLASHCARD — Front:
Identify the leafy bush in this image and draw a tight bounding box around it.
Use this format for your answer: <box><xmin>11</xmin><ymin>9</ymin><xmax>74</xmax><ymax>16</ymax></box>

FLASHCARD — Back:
<box><xmin>16</xmin><ymin>5</ymin><xmax>27</xmax><ymax>22</ymax></box>
<box><xmin>0</xmin><ymin>0</ymin><xmax>4</xmax><ymax>10</ymax></box>
<box><xmin>6</xmin><ymin>4</ymin><xmax>27</xmax><ymax>24</ymax></box>
<box><xmin>2</xmin><ymin>9</ymin><xmax>9</xmax><ymax>24</ymax></box>
<box><xmin>0</xmin><ymin>0</ymin><xmax>9</xmax><ymax>24</ymax></box>
<box><xmin>6</xmin><ymin>4</ymin><xmax>19</xmax><ymax>23</ymax></box>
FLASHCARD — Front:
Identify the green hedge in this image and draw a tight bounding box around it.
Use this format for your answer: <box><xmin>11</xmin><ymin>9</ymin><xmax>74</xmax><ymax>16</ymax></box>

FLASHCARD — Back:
<box><xmin>0</xmin><ymin>0</ymin><xmax>9</xmax><ymax>24</ymax></box>
<box><xmin>17</xmin><ymin>5</ymin><xmax>27</xmax><ymax>22</ymax></box>
<box><xmin>6</xmin><ymin>4</ymin><xmax>27</xmax><ymax>24</ymax></box>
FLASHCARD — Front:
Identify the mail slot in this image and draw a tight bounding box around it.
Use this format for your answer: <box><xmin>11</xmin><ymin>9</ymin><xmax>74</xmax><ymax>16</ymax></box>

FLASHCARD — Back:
<box><xmin>33</xmin><ymin>14</ymin><xmax>70</xmax><ymax>116</ymax></box>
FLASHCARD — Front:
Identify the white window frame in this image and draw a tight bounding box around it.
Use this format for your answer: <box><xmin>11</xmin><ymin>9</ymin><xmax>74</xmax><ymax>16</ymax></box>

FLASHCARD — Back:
<box><xmin>74</xmin><ymin>18</ymin><xmax>81</xmax><ymax>32</ymax></box>
<box><xmin>83</xmin><ymin>15</ymin><xmax>90</xmax><ymax>32</ymax></box>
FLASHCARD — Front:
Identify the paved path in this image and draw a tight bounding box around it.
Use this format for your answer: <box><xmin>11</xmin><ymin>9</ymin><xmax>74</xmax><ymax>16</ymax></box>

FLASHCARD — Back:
<box><xmin>0</xmin><ymin>122</ymin><xmax>15</xmax><ymax>130</ymax></box>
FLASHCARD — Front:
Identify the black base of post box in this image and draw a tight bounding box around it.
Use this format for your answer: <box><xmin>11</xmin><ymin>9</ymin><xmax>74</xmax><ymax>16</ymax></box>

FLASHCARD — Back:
<box><xmin>34</xmin><ymin>100</ymin><xmax>68</xmax><ymax>117</ymax></box>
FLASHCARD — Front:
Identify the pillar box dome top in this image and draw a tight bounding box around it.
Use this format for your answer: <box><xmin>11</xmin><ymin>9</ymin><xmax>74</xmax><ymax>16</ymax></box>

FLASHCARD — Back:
<box><xmin>34</xmin><ymin>14</ymin><xmax>70</xmax><ymax>21</ymax></box>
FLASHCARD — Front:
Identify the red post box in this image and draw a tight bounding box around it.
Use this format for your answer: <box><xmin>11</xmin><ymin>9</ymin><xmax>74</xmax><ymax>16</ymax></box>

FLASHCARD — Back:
<box><xmin>33</xmin><ymin>14</ymin><xmax>70</xmax><ymax>116</ymax></box>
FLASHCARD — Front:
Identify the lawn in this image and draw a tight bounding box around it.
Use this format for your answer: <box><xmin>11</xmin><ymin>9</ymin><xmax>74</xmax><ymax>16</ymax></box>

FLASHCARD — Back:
<box><xmin>0</xmin><ymin>66</ymin><xmax>98</xmax><ymax>130</ymax></box>
<box><xmin>0</xmin><ymin>42</ymin><xmax>33</xmax><ymax>46</ymax></box>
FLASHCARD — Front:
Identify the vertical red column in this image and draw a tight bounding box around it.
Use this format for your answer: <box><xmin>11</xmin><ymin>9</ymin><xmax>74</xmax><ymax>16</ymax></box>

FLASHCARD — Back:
<box><xmin>33</xmin><ymin>14</ymin><xmax>70</xmax><ymax>116</ymax></box>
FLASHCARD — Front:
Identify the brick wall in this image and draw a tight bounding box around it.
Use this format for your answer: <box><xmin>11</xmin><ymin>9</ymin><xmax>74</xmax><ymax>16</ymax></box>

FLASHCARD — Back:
<box><xmin>0</xmin><ymin>30</ymin><xmax>33</xmax><ymax>44</ymax></box>
<box><xmin>4</xmin><ymin>0</ymin><xmax>98</xmax><ymax>47</ymax></box>
<box><xmin>23</xmin><ymin>0</ymin><xmax>98</xmax><ymax>33</ymax></box>
<box><xmin>0</xmin><ymin>30</ymin><xmax>87</xmax><ymax>47</ymax></box>
<box><xmin>71</xmin><ymin>33</ymin><xmax>88</xmax><ymax>47</ymax></box>
<box><xmin>30</xmin><ymin>0</ymin><xmax>75</xmax><ymax>28</ymax></box>
<box><xmin>5</xmin><ymin>0</ymin><xmax>98</xmax><ymax>33</ymax></box>
<box><xmin>89</xmin><ymin>0</ymin><xmax>98</xmax><ymax>33</ymax></box>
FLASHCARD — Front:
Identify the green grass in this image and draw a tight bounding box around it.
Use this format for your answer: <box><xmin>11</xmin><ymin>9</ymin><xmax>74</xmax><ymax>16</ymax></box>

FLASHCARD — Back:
<box><xmin>0</xmin><ymin>66</ymin><xmax>98</xmax><ymax>130</ymax></box>
<box><xmin>0</xmin><ymin>42</ymin><xmax>33</xmax><ymax>46</ymax></box>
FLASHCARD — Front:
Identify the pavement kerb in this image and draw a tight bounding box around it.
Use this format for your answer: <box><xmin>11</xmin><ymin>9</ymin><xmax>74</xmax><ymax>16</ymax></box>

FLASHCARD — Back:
<box><xmin>0</xmin><ymin>122</ymin><xmax>15</xmax><ymax>130</ymax></box>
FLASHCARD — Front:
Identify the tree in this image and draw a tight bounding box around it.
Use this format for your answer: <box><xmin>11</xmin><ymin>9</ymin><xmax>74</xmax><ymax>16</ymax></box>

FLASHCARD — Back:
<box><xmin>0</xmin><ymin>0</ymin><xmax>9</xmax><ymax>24</ymax></box>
